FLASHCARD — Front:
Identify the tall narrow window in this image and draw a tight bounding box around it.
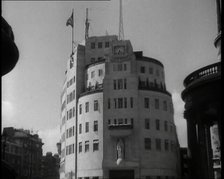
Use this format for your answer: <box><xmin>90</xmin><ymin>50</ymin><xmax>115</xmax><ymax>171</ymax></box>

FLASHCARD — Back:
<box><xmin>155</xmin><ymin>99</ymin><xmax>159</xmax><ymax>109</ymax></box>
<box><xmin>98</xmin><ymin>42</ymin><xmax>102</xmax><ymax>48</ymax></box>
<box><xmin>113</xmin><ymin>80</ymin><xmax>116</xmax><ymax>90</ymax></box>
<box><xmin>105</xmin><ymin>41</ymin><xmax>109</xmax><ymax>48</ymax></box>
<box><xmin>91</xmin><ymin>71</ymin><xmax>95</xmax><ymax>78</ymax></box>
<box><xmin>85</xmin><ymin>141</ymin><xmax>89</xmax><ymax>152</ymax></box>
<box><xmin>91</xmin><ymin>42</ymin><xmax>95</xmax><ymax>49</ymax></box>
<box><xmin>140</xmin><ymin>66</ymin><xmax>145</xmax><ymax>73</ymax></box>
<box><xmin>144</xmin><ymin>138</ymin><xmax>151</xmax><ymax>150</ymax></box>
<box><xmin>156</xmin><ymin>138</ymin><xmax>161</xmax><ymax>151</ymax></box>
<box><xmin>156</xmin><ymin>119</ymin><xmax>160</xmax><ymax>130</ymax></box>
<box><xmin>118</xmin><ymin>63</ymin><xmax>122</xmax><ymax>71</ymax></box>
<box><xmin>85</xmin><ymin>102</ymin><xmax>89</xmax><ymax>113</ymax></box>
<box><xmin>118</xmin><ymin>79</ymin><xmax>123</xmax><ymax>89</ymax></box>
<box><xmin>98</xmin><ymin>69</ymin><xmax>103</xmax><ymax>76</ymax></box>
<box><xmin>144</xmin><ymin>98</ymin><xmax>150</xmax><ymax>108</ymax></box>
<box><xmin>79</xmin><ymin>104</ymin><xmax>82</xmax><ymax>114</ymax></box>
<box><xmin>130</xmin><ymin>97</ymin><xmax>133</xmax><ymax>108</ymax></box>
<box><xmin>72</xmin><ymin>90</ymin><xmax>75</xmax><ymax>100</ymax></box>
<box><xmin>163</xmin><ymin>100</ymin><xmax>167</xmax><ymax>111</ymax></box>
<box><xmin>108</xmin><ymin>98</ymin><xmax>111</xmax><ymax>109</ymax></box>
<box><xmin>94</xmin><ymin>100</ymin><xmax>99</xmax><ymax>111</ymax></box>
<box><xmin>124</xmin><ymin>98</ymin><xmax>127</xmax><ymax>108</ymax></box>
<box><xmin>124</xmin><ymin>79</ymin><xmax>127</xmax><ymax>89</ymax></box>
<box><xmin>165</xmin><ymin>139</ymin><xmax>169</xmax><ymax>151</ymax></box>
<box><xmin>79</xmin><ymin>142</ymin><xmax>82</xmax><ymax>153</ymax></box>
<box><xmin>94</xmin><ymin>121</ymin><xmax>98</xmax><ymax>132</ymax></box>
<box><xmin>124</xmin><ymin>64</ymin><xmax>127</xmax><ymax>71</ymax></box>
<box><xmin>85</xmin><ymin>122</ymin><xmax>89</xmax><ymax>133</ymax></box>
<box><xmin>79</xmin><ymin>124</ymin><xmax>82</xmax><ymax>134</ymax></box>
<box><xmin>72</xmin><ymin>107</ymin><xmax>75</xmax><ymax>117</ymax></box>
<box><xmin>93</xmin><ymin>139</ymin><xmax>99</xmax><ymax>151</ymax></box>
<box><xmin>164</xmin><ymin>121</ymin><xmax>168</xmax><ymax>131</ymax></box>
<box><xmin>145</xmin><ymin>118</ymin><xmax>150</xmax><ymax>129</ymax></box>
<box><xmin>114</xmin><ymin>98</ymin><xmax>117</xmax><ymax>109</ymax></box>
<box><xmin>118</xmin><ymin>98</ymin><xmax>123</xmax><ymax>108</ymax></box>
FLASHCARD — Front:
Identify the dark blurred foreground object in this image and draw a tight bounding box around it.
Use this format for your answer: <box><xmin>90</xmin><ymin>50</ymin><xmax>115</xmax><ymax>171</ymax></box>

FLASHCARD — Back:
<box><xmin>1</xmin><ymin>160</ymin><xmax>18</xmax><ymax>179</ymax></box>
<box><xmin>1</xmin><ymin>16</ymin><xmax>19</xmax><ymax>76</ymax></box>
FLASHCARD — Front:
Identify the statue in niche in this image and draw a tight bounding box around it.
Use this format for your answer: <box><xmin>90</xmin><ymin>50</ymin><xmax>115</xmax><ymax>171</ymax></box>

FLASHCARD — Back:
<box><xmin>116</xmin><ymin>138</ymin><xmax>124</xmax><ymax>165</ymax></box>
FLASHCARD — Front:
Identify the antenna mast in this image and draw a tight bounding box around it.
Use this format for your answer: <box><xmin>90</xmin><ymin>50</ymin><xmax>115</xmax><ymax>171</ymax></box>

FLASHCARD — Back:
<box><xmin>85</xmin><ymin>8</ymin><xmax>90</xmax><ymax>40</ymax></box>
<box><xmin>118</xmin><ymin>0</ymin><xmax>124</xmax><ymax>40</ymax></box>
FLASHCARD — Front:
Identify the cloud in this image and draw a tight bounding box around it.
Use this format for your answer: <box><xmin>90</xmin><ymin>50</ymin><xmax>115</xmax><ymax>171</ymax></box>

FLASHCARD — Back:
<box><xmin>172</xmin><ymin>91</ymin><xmax>188</xmax><ymax>147</ymax></box>
<box><xmin>38</xmin><ymin>125</ymin><xmax>60</xmax><ymax>155</ymax></box>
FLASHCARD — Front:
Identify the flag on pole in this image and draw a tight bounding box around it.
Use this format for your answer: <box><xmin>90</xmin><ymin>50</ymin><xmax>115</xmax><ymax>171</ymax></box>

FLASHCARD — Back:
<box><xmin>66</xmin><ymin>12</ymin><xmax>73</xmax><ymax>27</ymax></box>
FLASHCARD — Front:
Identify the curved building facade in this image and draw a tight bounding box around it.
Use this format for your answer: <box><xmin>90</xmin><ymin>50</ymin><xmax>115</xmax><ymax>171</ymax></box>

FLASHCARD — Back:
<box><xmin>59</xmin><ymin>35</ymin><xmax>180</xmax><ymax>179</ymax></box>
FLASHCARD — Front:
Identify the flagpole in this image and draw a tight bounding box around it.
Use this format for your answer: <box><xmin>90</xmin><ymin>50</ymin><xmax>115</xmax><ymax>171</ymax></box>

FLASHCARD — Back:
<box><xmin>72</xmin><ymin>8</ymin><xmax>74</xmax><ymax>55</ymax></box>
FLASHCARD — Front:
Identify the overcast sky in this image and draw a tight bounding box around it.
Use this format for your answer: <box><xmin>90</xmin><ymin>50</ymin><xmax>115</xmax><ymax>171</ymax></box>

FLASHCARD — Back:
<box><xmin>2</xmin><ymin>0</ymin><xmax>219</xmax><ymax>155</ymax></box>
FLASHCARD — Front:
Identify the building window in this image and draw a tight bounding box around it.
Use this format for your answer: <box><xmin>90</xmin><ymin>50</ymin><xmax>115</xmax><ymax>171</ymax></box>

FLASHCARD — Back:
<box><xmin>91</xmin><ymin>71</ymin><xmax>95</xmax><ymax>78</ymax></box>
<box><xmin>73</xmin><ymin>107</ymin><xmax>75</xmax><ymax>117</ymax></box>
<box><xmin>91</xmin><ymin>57</ymin><xmax>95</xmax><ymax>63</ymax></box>
<box><xmin>124</xmin><ymin>118</ymin><xmax>128</xmax><ymax>124</ymax></box>
<box><xmin>163</xmin><ymin>100</ymin><xmax>167</xmax><ymax>111</ymax></box>
<box><xmin>156</xmin><ymin>119</ymin><xmax>160</xmax><ymax>130</ymax></box>
<box><xmin>94</xmin><ymin>121</ymin><xmax>98</xmax><ymax>132</ymax></box>
<box><xmin>105</xmin><ymin>41</ymin><xmax>109</xmax><ymax>48</ymax></box>
<box><xmin>144</xmin><ymin>138</ymin><xmax>151</xmax><ymax>150</ymax></box>
<box><xmin>91</xmin><ymin>42</ymin><xmax>95</xmax><ymax>49</ymax></box>
<box><xmin>85</xmin><ymin>122</ymin><xmax>89</xmax><ymax>133</ymax></box>
<box><xmin>124</xmin><ymin>79</ymin><xmax>127</xmax><ymax>89</ymax></box>
<box><xmin>108</xmin><ymin>119</ymin><xmax>111</xmax><ymax>125</ymax></box>
<box><xmin>164</xmin><ymin>121</ymin><xmax>168</xmax><ymax>131</ymax></box>
<box><xmin>79</xmin><ymin>104</ymin><xmax>82</xmax><ymax>114</ymax></box>
<box><xmin>118</xmin><ymin>118</ymin><xmax>123</xmax><ymax>125</ymax></box>
<box><xmin>140</xmin><ymin>66</ymin><xmax>145</xmax><ymax>73</ymax></box>
<box><xmin>93</xmin><ymin>139</ymin><xmax>99</xmax><ymax>151</ymax></box>
<box><xmin>98</xmin><ymin>69</ymin><xmax>103</xmax><ymax>76</ymax></box>
<box><xmin>93</xmin><ymin>177</ymin><xmax>99</xmax><ymax>179</ymax></box>
<box><xmin>85</xmin><ymin>102</ymin><xmax>89</xmax><ymax>113</ymax></box>
<box><xmin>165</xmin><ymin>139</ymin><xmax>169</xmax><ymax>151</ymax></box>
<box><xmin>156</xmin><ymin>138</ymin><xmax>161</xmax><ymax>151</ymax></box>
<box><xmin>98</xmin><ymin>42</ymin><xmax>102</xmax><ymax>48</ymax></box>
<box><xmin>118</xmin><ymin>79</ymin><xmax>123</xmax><ymax>89</ymax></box>
<box><xmin>155</xmin><ymin>99</ymin><xmax>159</xmax><ymax>109</ymax></box>
<box><xmin>118</xmin><ymin>98</ymin><xmax>123</xmax><ymax>108</ymax></box>
<box><xmin>144</xmin><ymin>98</ymin><xmax>150</xmax><ymax>108</ymax></box>
<box><xmin>124</xmin><ymin>97</ymin><xmax>127</xmax><ymax>108</ymax></box>
<box><xmin>79</xmin><ymin>142</ymin><xmax>82</xmax><ymax>153</ymax></box>
<box><xmin>79</xmin><ymin>124</ymin><xmax>82</xmax><ymax>134</ymax></box>
<box><xmin>124</xmin><ymin>63</ymin><xmax>127</xmax><ymax>71</ymax></box>
<box><xmin>97</xmin><ymin>57</ymin><xmax>102</xmax><ymax>61</ymax></box>
<box><xmin>108</xmin><ymin>98</ymin><xmax>111</xmax><ymax>109</ymax></box>
<box><xmin>85</xmin><ymin>141</ymin><xmax>89</xmax><ymax>152</ymax></box>
<box><xmin>118</xmin><ymin>63</ymin><xmax>123</xmax><ymax>71</ymax></box>
<box><xmin>130</xmin><ymin>97</ymin><xmax>133</xmax><ymax>108</ymax></box>
<box><xmin>114</xmin><ymin>98</ymin><xmax>117</xmax><ymax>108</ymax></box>
<box><xmin>145</xmin><ymin>118</ymin><xmax>150</xmax><ymax>129</ymax></box>
<box><xmin>94</xmin><ymin>100</ymin><xmax>99</xmax><ymax>111</ymax></box>
<box><xmin>113</xmin><ymin>80</ymin><xmax>116</xmax><ymax>90</ymax></box>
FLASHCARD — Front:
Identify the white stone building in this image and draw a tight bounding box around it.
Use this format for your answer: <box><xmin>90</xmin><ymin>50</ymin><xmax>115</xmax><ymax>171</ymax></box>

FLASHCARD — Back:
<box><xmin>59</xmin><ymin>35</ymin><xmax>180</xmax><ymax>179</ymax></box>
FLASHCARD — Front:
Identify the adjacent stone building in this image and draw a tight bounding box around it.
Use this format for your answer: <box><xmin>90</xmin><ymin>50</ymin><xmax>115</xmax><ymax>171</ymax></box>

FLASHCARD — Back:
<box><xmin>59</xmin><ymin>35</ymin><xmax>180</xmax><ymax>179</ymax></box>
<box><xmin>1</xmin><ymin>127</ymin><xmax>43</xmax><ymax>179</ymax></box>
<box><xmin>41</xmin><ymin>152</ymin><xmax>60</xmax><ymax>179</ymax></box>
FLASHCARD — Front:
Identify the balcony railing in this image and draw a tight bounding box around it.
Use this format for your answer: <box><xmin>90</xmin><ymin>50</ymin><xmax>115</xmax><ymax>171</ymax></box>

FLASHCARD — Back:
<box><xmin>183</xmin><ymin>62</ymin><xmax>221</xmax><ymax>87</ymax></box>
<box><xmin>80</xmin><ymin>83</ymin><xmax>103</xmax><ymax>97</ymax></box>
<box><xmin>108</xmin><ymin>123</ymin><xmax>133</xmax><ymax>130</ymax></box>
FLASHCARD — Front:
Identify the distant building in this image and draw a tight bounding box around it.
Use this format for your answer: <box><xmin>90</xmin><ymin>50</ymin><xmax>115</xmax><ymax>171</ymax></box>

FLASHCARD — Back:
<box><xmin>1</xmin><ymin>127</ymin><xmax>43</xmax><ymax>179</ymax></box>
<box><xmin>41</xmin><ymin>152</ymin><xmax>60</xmax><ymax>179</ymax></box>
<box><xmin>180</xmin><ymin>148</ymin><xmax>189</xmax><ymax>179</ymax></box>
<box><xmin>181</xmin><ymin>1</ymin><xmax>221</xmax><ymax>179</ymax></box>
<box><xmin>59</xmin><ymin>35</ymin><xmax>181</xmax><ymax>179</ymax></box>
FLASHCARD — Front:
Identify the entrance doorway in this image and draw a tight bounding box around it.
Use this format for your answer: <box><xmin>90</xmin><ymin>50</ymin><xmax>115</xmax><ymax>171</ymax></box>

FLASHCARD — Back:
<box><xmin>109</xmin><ymin>170</ymin><xmax>134</xmax><ymax>179</ymax></box>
